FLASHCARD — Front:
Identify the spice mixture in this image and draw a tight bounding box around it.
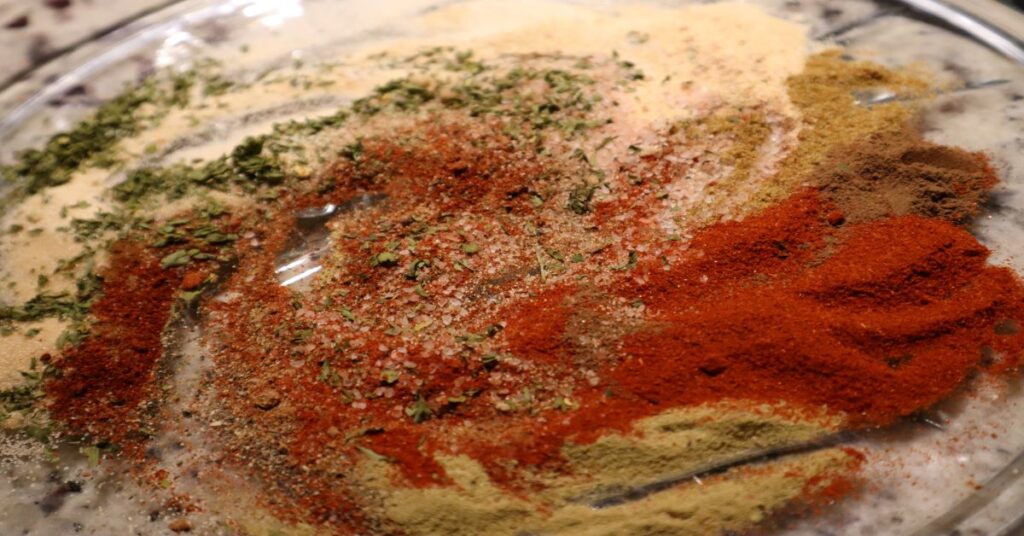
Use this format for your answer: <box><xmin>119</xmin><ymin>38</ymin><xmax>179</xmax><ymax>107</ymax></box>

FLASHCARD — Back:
<box><xmin>1</xmin><ymin>2</ymin><xmax>1023</xmax><ymax>535</ymax></box>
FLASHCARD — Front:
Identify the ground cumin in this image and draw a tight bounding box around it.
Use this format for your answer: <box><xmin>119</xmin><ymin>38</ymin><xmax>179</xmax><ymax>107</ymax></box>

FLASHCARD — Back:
<box><xmin>669</xmin><ymin>108</ymin><xmax>778</xmax><ymax>227</ymax></box>
<box><xmin>365</xmin><ymin>405</ymin><xmax>856</xmax><ymax>536</ymax></box>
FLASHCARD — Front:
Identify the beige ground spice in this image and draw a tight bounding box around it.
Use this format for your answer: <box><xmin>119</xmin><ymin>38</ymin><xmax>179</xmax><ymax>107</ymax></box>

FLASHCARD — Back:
<box><xmin>672</xmin><ymin>108</ymin><xmax>777</xmax><ymax>227</ymax></box>
<box><xmin>537</xmin><ymin>449</ymin><xmax>858</xmax><ymax>536</ymax></box>
<box><xmin>560</xmin><ymin>404</ymin><xmax>839</xmax><ymax>497</ymax></box>
<box><xmin>358</xmin><ymin>404</ymin><xmax>848</xmax><ymax>536</ymax></box>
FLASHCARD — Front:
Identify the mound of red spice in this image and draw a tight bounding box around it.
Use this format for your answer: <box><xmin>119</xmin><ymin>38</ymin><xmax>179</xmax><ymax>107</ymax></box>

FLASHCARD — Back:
<box><xmin>46</xmin><ymin>241</ymin><xmax>181</xmax><ymax>453</ymax></box>
<box><xmin>615</xmin><ymin>192</ymin><xmax>1024</xmax><ymax>425</ymax></box>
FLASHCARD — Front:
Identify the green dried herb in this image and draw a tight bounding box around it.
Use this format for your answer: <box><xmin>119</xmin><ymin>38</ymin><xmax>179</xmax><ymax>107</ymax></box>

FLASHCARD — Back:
<box><xmin>56</xmin><ymin>326</ymin><xmax>86</xmax><ymax>349</ymax></box>
<box><xmin>339</xmin><ymin>139</ymin><xmax>365</xmax><ymax>161</ymax></box>
<box><xmin>70</xmin><ymin>212</ymin><xmax>134</xmax><ymax>241</ymax></box>
<box><xmin>405</xmin><ymin>396</ymin><xmax>433</xmax><ymax>423</ymax></box>
<box><xmin>292</xmin><ymin>328</ymin><xmax>314</xmax><ymax>344</ymax></box>
<box><xmin>232</xmin><ymin>136</ymin><xmax>285</xmax><ymax>185</ymax></box>
<box><xmin>405</xmin><ymin>259</ymin><xmax>430</xmax><ymax>280</ymax></box>
<box><xmin>160</xmin><ymin>249</ymin><xmax>200</xmax><ymax>269</ymax></box>
<box><xmin>273</xmin><ymin>110</ymin><xmax>348</xmax><ymax>136</ymax></box>
<box><xmin>380</xmin><ymin>369</ymin><xmax>400</xmax><ymax>385</ymax></box>
<box><xmin>567</xmin><ymin>183</ymin><xmax>598</xmax><ymax>215</ymax></box>
<box><xmin>0</xmin><ymin>380</ymin><xmax>42</xmax><ymax>413</ymax></box>
<box><xmin>353</xmin><ymin>78</ymin><xmax>437</xmax><ymax>115</ymax></box>
<box><xmin>318</xmin><ymin>360</ymin><xmax>339</xmax><ymax>385</ymax></box>
<box><xmin>480</xmin><ymin>353</ymin><xmax>499</xmax><ymax>369</ymax></box>
<box><xmin>372</xmin><ymin>251</ymin><xmax>400</xmax><ymax>267</ymax></box>
<box><xmin>610</xmin><ymin>250</ymin><xmax>638</xmax><ymax>271</ymax></box>
<box><xmin>115</xmin><ymin>158</ymin><xmax>236</xmax><ymax>204</ymax></box>
<box><xmin>553</xmin><ymin>396</ymin><xmax>579</xmax><ymax>411</ymax></box>
<box><xmin>192</xmin><ymin>226</ymin><xmax>236</xmax><ymax>245</ymax></box>
<box><xmin>0</xmin><ymin>293</ymin><xmax>89</xmax><ymax>323</ymax></box>
<box><xmin>202</xmin><ymin>75</ymin><xmax>234</xmax><ymax>96</ymax></box>
<box><xmin>2</xmin><ymin>81</ymin><xmax>158</xmax><ymax>195</ymax></box>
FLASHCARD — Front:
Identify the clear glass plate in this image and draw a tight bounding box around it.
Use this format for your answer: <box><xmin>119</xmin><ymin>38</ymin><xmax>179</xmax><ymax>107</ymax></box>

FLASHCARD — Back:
<box><xmin>1</xmin><ymin>1</ymin><xmax>1023</xmax><ymax>534</ymax></box>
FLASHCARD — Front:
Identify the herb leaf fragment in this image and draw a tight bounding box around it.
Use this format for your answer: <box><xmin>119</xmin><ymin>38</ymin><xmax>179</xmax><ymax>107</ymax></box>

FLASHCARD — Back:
<box><xmin>405</xmin><ymin>396</ymin><xmax>434</xmax><ymax>423</ymax></box>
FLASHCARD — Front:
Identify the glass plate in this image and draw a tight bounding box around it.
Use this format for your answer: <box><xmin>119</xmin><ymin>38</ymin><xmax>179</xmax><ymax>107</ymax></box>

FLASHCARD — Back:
<box><xmin>1</xmin><ymin>1</ymin><xmax>1023</xmax><ymax>534</ymax></box>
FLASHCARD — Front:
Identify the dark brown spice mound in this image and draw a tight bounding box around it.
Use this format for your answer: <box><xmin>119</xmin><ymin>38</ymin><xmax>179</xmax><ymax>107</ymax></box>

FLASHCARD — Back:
<box><xmin>817</xmin><ymin>130</ymin><xmax>997</xmax><ymax>225</ymax></box>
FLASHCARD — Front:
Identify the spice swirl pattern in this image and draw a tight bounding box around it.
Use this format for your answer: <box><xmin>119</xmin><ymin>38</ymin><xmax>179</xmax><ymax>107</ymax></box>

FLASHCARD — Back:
<box><xmin>1</xmin><ymin>2</ymin><xmax>1023</xmax><ymax>535</ymax></box>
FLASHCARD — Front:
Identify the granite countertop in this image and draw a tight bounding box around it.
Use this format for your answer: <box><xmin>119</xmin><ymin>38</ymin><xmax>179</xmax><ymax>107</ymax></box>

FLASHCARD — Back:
<box><xmin>0</xmin><ymin>0</ymin><xmax>1020</xmax><ymax>96</ymax></box>
<box><xmin>0</xmin><ymin>0</ymin><xmax>173</xmax><ymax>87</ymax></box>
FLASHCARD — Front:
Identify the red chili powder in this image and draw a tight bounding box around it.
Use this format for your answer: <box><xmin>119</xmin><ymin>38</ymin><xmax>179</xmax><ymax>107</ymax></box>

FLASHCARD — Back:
<box><xmin>499</xmin><ymin>285</ymin><xmax>576</xmax><ymax>365</ymax></box>
<box><xmin>615</xmin><ymin>191</ymin><xmax>1024</xmax><ymax>426</ymax></box>
<box><xmin>46</xmin><ymin>241</ymin><xmax>182</xmax><ymax>452</ymax></box>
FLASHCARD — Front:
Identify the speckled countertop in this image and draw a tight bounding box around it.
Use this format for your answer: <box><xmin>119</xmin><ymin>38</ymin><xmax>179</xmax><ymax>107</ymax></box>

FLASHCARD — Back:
<box><xmin>0</xmin><ymin>0</ymin><xmax>172</xmax><ymax>86</ymax></box>
<box><xmin>0</xmin><ymin>0</ymin><xmax>1020</xmax><ymax>106</ymax></box>
<box><xmin>0</xmin><ymin>0</ymin><xmax>1021</xmax><ymax>84</ymax></box>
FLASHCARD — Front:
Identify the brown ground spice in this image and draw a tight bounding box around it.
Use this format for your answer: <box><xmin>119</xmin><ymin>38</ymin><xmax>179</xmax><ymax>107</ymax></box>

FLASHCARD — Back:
<box><xmin>750</xmin><ymin>51</ymin><xmax>931</xmax><ymax>210</ymax></box>
<box><xmin>816</xmin><ymin>129</ymin><xmax>997</xmax><ymax>225</ymax></box>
